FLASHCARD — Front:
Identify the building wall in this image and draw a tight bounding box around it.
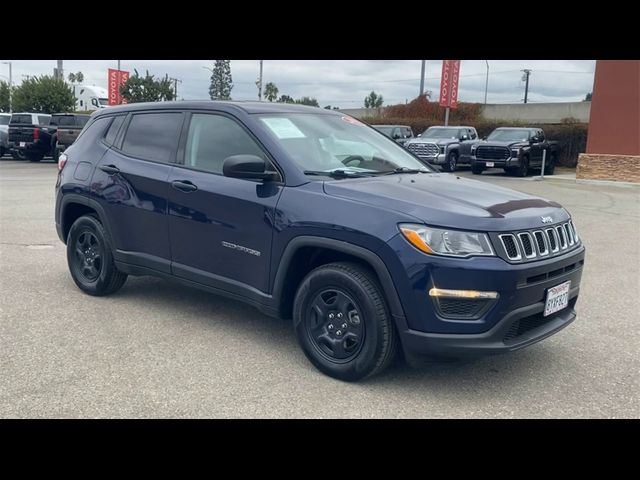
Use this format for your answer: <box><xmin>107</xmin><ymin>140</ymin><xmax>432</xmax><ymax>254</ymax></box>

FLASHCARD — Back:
<box><xmin>586</xmin><ymin>60</ymin><xmax>640</xmax><ymax>156</ymax></box>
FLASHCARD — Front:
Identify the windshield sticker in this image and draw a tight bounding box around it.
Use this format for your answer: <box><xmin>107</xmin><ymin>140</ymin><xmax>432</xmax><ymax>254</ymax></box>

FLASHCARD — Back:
<box><xmin>342</xmin><ymin>116</ymin><xmax>364</xmax><ymax>126</ymax></box>
<box><xmin>261</xmin><ymin>117</ymin><xmax>306</xmax><ymax>139</ymax></box>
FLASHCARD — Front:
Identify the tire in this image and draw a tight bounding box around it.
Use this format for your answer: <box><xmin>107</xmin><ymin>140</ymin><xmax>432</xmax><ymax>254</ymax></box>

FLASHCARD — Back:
<box><xmin>67</xmin><ymin>214</ymin><xmax>127</xmax><ymax>296</ymax></box>
<box><xmin>544</xmin><ymin>154</ymin><xmax>556</xmax><ymax>175</ymax></box>
<box><xmin>12</xmin><ymin>150</ymin><xmax>26</xmax><ymax>160</ymax></box>
<box><xmin>515</xmin><ymin>156</ymin><xmax>529</xmax><ymax>177</ymax></box>
<box><xmin>471</xmin><ymin>163</ymin><xmax>484</xmax><ymax>175</ymax></box>
<box><xmin>27</xmin><ymin>152</ymin><xmax>44</xmax><ymax>162</ymax></box>
<box><xmin>293</xmin><ymin>262</ymin><xmax>398</xmax><ymax>381</ymax></box>
<box><xmin>442</xmin><ymin>150</ymin><xmax>458</xmax><ymax>172</ymax></box>
<box><xmin>52</xmin><ymin>146</ymin><xmax>60</xmax><ymax>163</ymax></box>
<box><xmin>0</xmin><ymin>146</ymin><xmax>5</xmax><ymax>157</ymax></box>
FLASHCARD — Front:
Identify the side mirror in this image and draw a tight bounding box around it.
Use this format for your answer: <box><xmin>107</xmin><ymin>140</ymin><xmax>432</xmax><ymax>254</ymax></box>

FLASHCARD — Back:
<box><xmin>482</xmin><ymin>137</ymin><xmax>487</xmax><ymax>141</ymax></box>
<box><xmin>223</xmin><ymin>155</ymin><xmax>278</xmax><ymax>181</ymax></box>
<box><xmin>460</xmin><ymin>134</ymin><xmax>469</xmax><ymax>141</ymax></box>
<box><xmin>417</xmin><ymin>133</ymin><xmax>422</xmax><ymax>137</ymax></box>
<box><xmin>529</xmin><ymin>136</ymin><xmax>538</xmax><ymax>144</ymax></box>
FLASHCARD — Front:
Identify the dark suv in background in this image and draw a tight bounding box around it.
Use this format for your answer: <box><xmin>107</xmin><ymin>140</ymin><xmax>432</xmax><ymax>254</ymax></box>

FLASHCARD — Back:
<box><xmin>55</xmin><ymin>101</ymin><xmax>585</xmax><ymax>381</ymax></box>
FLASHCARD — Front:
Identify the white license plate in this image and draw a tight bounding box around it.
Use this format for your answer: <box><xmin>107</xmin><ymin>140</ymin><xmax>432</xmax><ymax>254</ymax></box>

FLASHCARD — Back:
<box><xmin>544</xmin><ymin>280</ymin><xmax>571</xmax><ymax>317</ymax></box>
<box><xmin>485</xmin><ymin>161</ymin><xmax>494</xmax><ymax>167</ymax></box>
<box><xmin>19</xmin><ymin>142</ymin><xmax>25</xmax><ymax>147</ymax></box>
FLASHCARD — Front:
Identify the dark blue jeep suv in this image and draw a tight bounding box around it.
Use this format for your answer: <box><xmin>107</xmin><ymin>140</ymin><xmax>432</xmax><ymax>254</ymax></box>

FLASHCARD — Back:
<box><xmin>55</xmin><ymin>101</ymin><xmax>585</xmax><ymax>381</ymax></box>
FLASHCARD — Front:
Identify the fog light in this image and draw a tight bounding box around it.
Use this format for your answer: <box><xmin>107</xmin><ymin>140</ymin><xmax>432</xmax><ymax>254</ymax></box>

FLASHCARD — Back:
<box><xmin>429</xmin><ymin>288</ymin><xmax>499</xmax><ymax>299</ymax></box>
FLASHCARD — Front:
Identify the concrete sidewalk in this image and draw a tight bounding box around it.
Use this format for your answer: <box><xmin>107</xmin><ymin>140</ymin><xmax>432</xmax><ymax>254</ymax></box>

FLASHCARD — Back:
<box><xmin>538</xmin><ymin>168</ymin><xmax>640</xmax><ymax>188</ymax></box>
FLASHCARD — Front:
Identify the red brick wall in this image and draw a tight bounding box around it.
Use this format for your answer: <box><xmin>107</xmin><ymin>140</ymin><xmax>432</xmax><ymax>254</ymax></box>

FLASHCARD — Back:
<box><xmin>586</xmin><ymin>61</ymin><xmax>640</xmax><ymax>156</ymax></box>
<box><xmin>577</xmin><ymin>153</ymin><xmax>640</xmax><ymax>183</ymax></box>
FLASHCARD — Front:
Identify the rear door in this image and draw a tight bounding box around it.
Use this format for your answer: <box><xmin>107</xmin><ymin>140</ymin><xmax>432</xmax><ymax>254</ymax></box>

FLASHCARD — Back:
<box><xmin>529</xmin><ymin>129</ymin><xmax>544</xmax><ymax>165</ymax></box>
<box><xmin>94</xmin><ymin>111</ymin><xmax>184</xmax><ymax>273</ymax></box>
<box><xmin>167</xmin><ymin>111</ymin><xmax>283</xmax><ymax>296</ymax></box>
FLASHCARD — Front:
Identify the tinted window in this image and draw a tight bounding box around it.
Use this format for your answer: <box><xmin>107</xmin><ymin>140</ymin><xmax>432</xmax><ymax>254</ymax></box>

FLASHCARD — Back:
<box><xmin>72</xmin><ymin>116</ymin><xmax>113</xmax><ymax>155</ymax></box>
<box><xmin>77</xmin><ymin>116</ymin><xmax>90</xmax><ymax>127</ymax></box>
<box><xmin>184</xmin><ymin>114</ymin><xmax>266</xmax><ymax>175</ymax></box>
<box><xmin>10</xmin><ymin>114</ymin><xmax>33</xmax><ymax>124</ymax></box>
<box><xmin>122</xmin><ymin>113</ymin><xmax>183</xmax><ymax>163</ymax></box>
<box><xmin>37</xmin><ymin>116</ymin><xmax>50</xmax><ymax>125</ymax></box>
<box><xmin>104</xmin><ymin>115</ymin><xmax>126</xmax><ymax>146</ymax></box>
<box><xmin>470</xmin><ymin>128</ymin><xmax>477</xmax><ymax>140</ymax></box>
<box><xmin>52</xmin><ymin>116</ymin><xmax>76</xmax><ymax>126</ymax></box>
<box><xmin>403</xmin><ymin>128</ymin><xmax>412</xmax><ymax>138</ymax></box>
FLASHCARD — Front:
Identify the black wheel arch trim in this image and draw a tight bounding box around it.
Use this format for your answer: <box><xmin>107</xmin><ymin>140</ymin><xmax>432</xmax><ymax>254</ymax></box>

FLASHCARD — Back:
<box><xmin>57</xmin><ymin>193</ymin><xmax>116</xmax><ymax>248</ymax></box>
<box><xmin>272</xmin><ymin>236</ymin><xmax>406</xmax><ymax>320</ymax></box>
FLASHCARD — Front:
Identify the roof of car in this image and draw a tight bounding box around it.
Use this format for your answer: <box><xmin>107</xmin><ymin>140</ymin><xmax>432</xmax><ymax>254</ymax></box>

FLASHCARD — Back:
<box><xmin>494</xmin><ymin>127</ymin><xmax>537</xmax><ymax>130</ymax></box>
<box><xmin>373</xmin><ymin>124</ymin><xmax>411</xmax><ymax>128</ymax></box>
<box><xmin>92</xmin><ymin>100</ymin><xmax>342</xmax><ymax>116</ymax></box>
<box><xmin>428</xmin><ymin>125</ymin><xmax>475</xmax><ymax>129</ymax></box>
<box><xmin>52</xmin><ymin>112</ymin><xmax>91</xmax><ymax>116</ymax></box>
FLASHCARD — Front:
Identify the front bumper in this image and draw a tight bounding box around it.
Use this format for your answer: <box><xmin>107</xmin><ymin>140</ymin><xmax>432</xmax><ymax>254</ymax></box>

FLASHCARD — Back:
<box><xmin>472</xmin><ymin>155</ymin><xmax>520</xmax><ymax>168</ymax></box>
<box><xmin>414</xmin><ymin>153</ymin><xmax>446</xmax><ymax>164</ymax></box>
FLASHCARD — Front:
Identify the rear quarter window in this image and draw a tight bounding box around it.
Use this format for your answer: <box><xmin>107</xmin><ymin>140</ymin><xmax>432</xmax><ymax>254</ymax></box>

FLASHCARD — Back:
<box><xmin>69</xmin><ymin>116</ymin><xmax>114</xmax><ymax>158</ymax></box>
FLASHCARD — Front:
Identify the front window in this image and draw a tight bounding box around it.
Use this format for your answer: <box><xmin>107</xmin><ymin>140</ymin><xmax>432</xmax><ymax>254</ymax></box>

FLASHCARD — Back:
<box><xmin>487</xmin><ymin>129</ymin><xmax>531</xmax><ymax>142</ymax></box>
<box><xmin>421</xmin><ymin>127</ymin><xmax>463</xmax><ymax>139</ymax></box>
<box><xmin>98</xmin><ymin>98</ymin><xmax>109</xmax><ymax>106</ymax></box>
<box><xmin>373</xmin><ymin>126</ymin><xmax>393</xmax><ymax>136</ymax></box>
<box><xmin>257</xmin><ymin>114</ymin><xmax>433</xmax><ymax>176</ymax></box>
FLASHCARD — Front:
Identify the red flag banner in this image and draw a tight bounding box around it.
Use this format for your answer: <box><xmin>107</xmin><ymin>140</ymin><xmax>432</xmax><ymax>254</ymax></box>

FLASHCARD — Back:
<box><xmin>449</xmin><ymin>60</ymin><xmax>461</xmax><ymax>109</ymax></box>
<box><xmin>439</xmin><ymin>60</ymin><xmax>451</xmax><ymax>108</ymax></box>
<box><xmin>108</xmin><ymin>68</ymin><xmax>130</xmax><ymax>105</ymax></box>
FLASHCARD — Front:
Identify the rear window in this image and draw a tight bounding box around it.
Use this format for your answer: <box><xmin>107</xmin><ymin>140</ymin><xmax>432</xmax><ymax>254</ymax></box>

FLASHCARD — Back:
<box><xmin>52</xmin><ymin>116</ymin><xmax>76</xmax><ymax>126</ymax></box>
<box><xmin>10</xmin><ymin>114</ymin><xmax>33</xmax><ymax>124</ymax></box>
<box><xmin>77</xmin><ymin>116</ymin><xmax>90</xmax><ymax>127</ymax></box>
<box><xmin>121</xmin><ymin>113</ymin><xmax>183</xmax><ymax>163</ymax></box>
<box><xmin>37</xmin><ymin>115</ymin><xmax>51</xmax><ymax>125</ymax></box>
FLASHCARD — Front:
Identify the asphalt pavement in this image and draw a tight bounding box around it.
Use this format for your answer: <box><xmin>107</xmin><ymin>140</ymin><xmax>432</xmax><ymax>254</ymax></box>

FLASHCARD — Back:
<box><xmin>1</xmin><ymin>158</ymin><xmax>639</xmax><ymax>418</ymax></box>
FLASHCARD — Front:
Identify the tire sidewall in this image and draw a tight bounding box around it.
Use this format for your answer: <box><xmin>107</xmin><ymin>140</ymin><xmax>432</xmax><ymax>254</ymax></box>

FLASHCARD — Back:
<box><xmin>448</xmin><ymin>150</ymin><xmax>458</xmax><ymax>172</ymax></box>
<box><xmin>66</xmin><ymin>215</ymin><xmax>117</xmax><ymax>295</ymax></box>
<box><xmin>293</xmin><ymin>266</ymin><xmax>388</xmax><ymax>381</ymax></box>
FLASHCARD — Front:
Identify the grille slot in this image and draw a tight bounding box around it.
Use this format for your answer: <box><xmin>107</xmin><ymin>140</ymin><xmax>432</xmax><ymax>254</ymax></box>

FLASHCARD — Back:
<box><xmin>524</xmin><ymin>261</ymin><xmax>584</xmax><ymax>285</ymax></box>
<box><xmin>564</xmin><ymin>223</ymin><xmax>574</xmax><ymax>245</ymax></box>
<box><xmin>437</xmin><ymin>298</ymin><xmax>490</xmax><ymax>318</ymax></box>
<box><xmin>546</xmin><ymin>228</ymin><xmax>558</xmax><ymax>252</ymax></box>
<box><xmin>476</xmin><ymin>146</ymin><xmax>510</xmax><ymax>160</ymax></box>
<box><xmin>499</xmin><ymin>234</ymin><xmax>521</xmax><ymax>260</ymax></box>
<box><xmin>556</xmin><ymin>226</ymin><xmax>567</xmax><ymax>249</ymax></box>
<box><xmin>533</xmin><ymin>231</ymin><xmax>548</xmax><ymax>256</ymax></box>
<box><xmin>503</xmin><ymin>298</ymin><xmax>577</xmax><ymax>343</ymax></box>
<box><xmin>407</xmin><ymin>142</ymin><xmax>439</xmax><ymax>158</ymax></box>
<box><xmin>518</xmin><ymin>232</ymin><xmax>536</xmax><ymax>258</ymax></box>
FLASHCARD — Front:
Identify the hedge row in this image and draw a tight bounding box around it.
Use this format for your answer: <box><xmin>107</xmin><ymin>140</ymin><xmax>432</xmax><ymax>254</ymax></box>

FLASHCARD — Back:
<box><xmin>362</xmin><ymin>116</ymin><xmax>588</xmax><ymax>167</ymax></box>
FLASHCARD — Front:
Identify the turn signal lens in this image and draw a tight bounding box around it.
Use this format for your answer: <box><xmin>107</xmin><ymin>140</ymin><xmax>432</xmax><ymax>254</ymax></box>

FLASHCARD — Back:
<box><xmin>58</xmin><ymin>153</ymin><xmax>68</xmax><ymax>171</ymax></box>
<box><xmin>429</xmin><ymin>288</ymin><xmax>499</xmax><ymax>299</ymax></box>
<box><xmin>400</xmin><ymin>227</ymin><xmax>433</xmax><ymax>254</ymax></box>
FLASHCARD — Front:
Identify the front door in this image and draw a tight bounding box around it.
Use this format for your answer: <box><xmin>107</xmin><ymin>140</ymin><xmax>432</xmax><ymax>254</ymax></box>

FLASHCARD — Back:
<box><xmin>168</xmin><ymin>112</ymin><xmax>283</xmax><ymax>296</ymax></box>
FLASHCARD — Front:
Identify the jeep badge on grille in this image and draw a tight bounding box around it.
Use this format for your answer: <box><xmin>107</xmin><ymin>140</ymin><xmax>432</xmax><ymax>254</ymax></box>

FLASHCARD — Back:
<box><xmin>541</xmin><ymin>216</ymin><xmax>553</xmax><ymax>224</ymax></box>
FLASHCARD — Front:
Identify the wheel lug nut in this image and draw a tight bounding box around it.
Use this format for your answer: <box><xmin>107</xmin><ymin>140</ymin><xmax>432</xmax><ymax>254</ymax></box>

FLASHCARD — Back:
<box><xmin>341</xmin><ymin>323</ymin><xmax>347</xmax><ymax>329</ymax></box>
<box><xmin>337</xmin><ymin>313</ymin><xmax>343</xmax><ymax>318</ymax></box>
<box><xmin>336</xmin><ymin>330</ymin><xmax>342</xmax><ymax>336</ymax></box>
<box><xmin>327</xmin><ymin>324</ymin><xmax>334</xmax><ymax>330</ymax></box>
<box><xmin>328</xmin><ymin>313</ymin><xmax>335</xmax><ymax>319</ymax></box>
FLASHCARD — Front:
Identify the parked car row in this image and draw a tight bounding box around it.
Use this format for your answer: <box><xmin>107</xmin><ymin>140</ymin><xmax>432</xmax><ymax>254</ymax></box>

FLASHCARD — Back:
<box><xmin>376</xmin><ymin>123</ymin><xmax>559</xmax><ymax>176</ymax></box>
<box><xmin>1</xmin><ymin>112</ymin><xmax>91</xmax><ymax>162</ymax></box>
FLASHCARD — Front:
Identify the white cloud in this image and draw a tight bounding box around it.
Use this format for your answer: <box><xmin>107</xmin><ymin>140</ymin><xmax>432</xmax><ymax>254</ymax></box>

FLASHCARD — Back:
<box><xmin>0</xmin><ymin>59</ymin><xmax>596</xmax><ymax>106</ymax></box>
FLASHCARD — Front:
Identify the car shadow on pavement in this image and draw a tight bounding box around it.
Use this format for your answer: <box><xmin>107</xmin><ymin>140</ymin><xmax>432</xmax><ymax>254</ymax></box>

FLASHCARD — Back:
<box><xmin>109</xmin><ymin>276</ymin><xmax>564</xmax><ymax>391</ymax></box>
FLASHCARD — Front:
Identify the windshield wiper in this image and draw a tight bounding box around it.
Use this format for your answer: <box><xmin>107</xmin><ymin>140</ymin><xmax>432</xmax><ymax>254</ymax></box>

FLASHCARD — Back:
<box><xmin>375</xmin><ymin>167</ymin><xmax>432</xmax><ymax>175</ymax></box>
<box><xmin>303</xmin><ymin>169</ymin><xmax>372</xmax><ymax>178</ymax></box>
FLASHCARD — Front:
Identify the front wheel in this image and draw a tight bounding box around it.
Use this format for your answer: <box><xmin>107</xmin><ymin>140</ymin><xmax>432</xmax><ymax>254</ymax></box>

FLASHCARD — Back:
<box><xmin>544</xmin><ymin>154</ymin><xmax>556</xmax><ymax>175</ymax></box>
<box><xmin>293</xmin><ymin>262</ymin><xmax>398</xmax><ymax>381</ymax></box>
<box><xmin>515</xmin><ymin>156</ymin><xmax>530</xmax><ymax>177</ymax></box>
<box><xmin>27</xmin><ymin>152</ymin><xmax>44</xmax><ymax>162</ymax></box>
<box><xmin>67</xmin><ymin>215</ymin><xmax>127</xmax><ymax>296</ymax></box>
<box><xmin>442</xmin><ymin>150</ymin><xmax>458</xmax><ymax>172</ymax></box>
<box><xmin>12</xmin><ymin>150</ymin><xmax>26</xmax><ymax>160</ymax></box>
<box><xmin>471</xmin><ymin>163</ymin><xmax>484</xmax><ymax>175</ymax></box>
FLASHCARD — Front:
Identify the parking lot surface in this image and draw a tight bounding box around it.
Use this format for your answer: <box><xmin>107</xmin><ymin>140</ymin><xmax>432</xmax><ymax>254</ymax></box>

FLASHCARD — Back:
<box><xmin>1</xmin><ymin>158</ymin><xmax>639</xmax><ymax>418</ymax></box>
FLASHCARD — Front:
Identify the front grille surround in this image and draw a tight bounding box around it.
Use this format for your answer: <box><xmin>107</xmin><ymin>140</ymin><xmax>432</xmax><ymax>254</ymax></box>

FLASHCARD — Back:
<box><xmin>407</xmin><ymin>142</ymin><xmax>439</xmax><ymax>158</ymax></box>
<box><xmin>492</xmin><ymin>221</ymin><xmax>581</xmax><ymax>263</ymax></box>
<box><xmin>475</xmin><ymin>145</ymin><xmax>510</xmax><ymax>160</ymax></box>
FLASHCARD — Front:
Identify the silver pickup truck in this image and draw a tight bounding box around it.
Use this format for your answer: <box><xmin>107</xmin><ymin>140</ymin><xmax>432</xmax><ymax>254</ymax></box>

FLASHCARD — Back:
<box><xmin>404</xmin><ymin>125</ymin><xmax>481</xmax><ymax>172</ymax></box>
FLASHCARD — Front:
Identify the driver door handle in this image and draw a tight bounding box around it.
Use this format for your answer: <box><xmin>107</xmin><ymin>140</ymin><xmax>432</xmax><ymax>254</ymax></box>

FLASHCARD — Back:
<box><xmin>99</xmin><ymin>164</ymin><xmax>120</xmax><ymax>175</ymax></box>
<box><xmin>171</xmin><ymin>180</ymin><xmax>198</xmax><ymax>193</ymax></box>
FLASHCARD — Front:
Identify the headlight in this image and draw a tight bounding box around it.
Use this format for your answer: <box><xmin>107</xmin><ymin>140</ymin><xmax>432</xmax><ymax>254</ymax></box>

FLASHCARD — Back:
<box><xmin>511</xmin><ymin>149</ymin><xmax>520</xmax><ymax>157</ymax></box>
<box><xmin>399</xmin><ymin>224</ymin><xmax>494</xmax><ymax>257</ymax></box>
<box><xmin>439</xmin><ymin>146</ymin><xmax>445</xmax><ymax>153</ymax></box>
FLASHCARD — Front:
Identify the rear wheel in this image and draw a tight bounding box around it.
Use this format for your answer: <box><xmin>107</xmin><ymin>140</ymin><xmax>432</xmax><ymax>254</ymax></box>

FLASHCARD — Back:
<box><xmin>544</xmin><ymin>153</ymin><xmax>556</xmax><ymax>175</ymax></box>
<box><xmin>0</xmin><ymin>146</ymin><xmax>5</xmax><ymax>157</ymax></box>
<box><xmin>515</xmin><ymin>156</ymin><xmax>530</xmax><ymax>177</ymax></box>
<box><xmin>471</xmin><ymin>162</ymin><xmax>484</xmax><ymax>175</ymax></box>
<box><xmin>67</xmin><ymin>215</ymin><xmax>127</xmax><ymax>296</ymax></box>
<box><xmin>442</xmin><ymin>150</ymin><xmax>458</xmax><ymax>172</ymax></box>
<box><xmin>293</xmin><ymin>262</ymin><xmax>398</xmax><ymax>381</ymax></box>
<box><xmin>12</xmin><ymin>150</ymin><xmax>26</xmax><ymax>160</ymax></box>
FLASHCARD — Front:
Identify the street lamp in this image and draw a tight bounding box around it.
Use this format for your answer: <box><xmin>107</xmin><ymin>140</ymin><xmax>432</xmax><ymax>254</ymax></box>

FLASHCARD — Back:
<box><xmin>484</xmin><ymin>60</ymin><xmax>489</xmax><ymax>105</ymax></box>
<box><xmin>1</xmin><ymin>61</ymin><xmax>12</xmax><ymax>113</ymax></box>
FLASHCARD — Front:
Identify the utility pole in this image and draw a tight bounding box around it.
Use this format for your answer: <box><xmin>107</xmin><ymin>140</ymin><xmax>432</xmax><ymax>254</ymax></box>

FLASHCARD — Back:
<box><xmin>522</xmin><ymin>69</ymin><xmax>531</xmax><ymax>104</ymax></box>
<box><xmin>484</xmin><ymin>60</ymin><xmax>489</xmax><ymax>105</ymax></box>
<box><xmin>419</xmin><ymin>60</ymin><xmax>426</xmax><ymax>96</ymax></box>
<box><xmin>169</xmin><ymin>77</ymin><xmax>182</xmax><ymax>101</ymax></box>
<box><xmin>56</xmin><ymin>60</ymin><xmax>63</xmax><ymax>80</ymax></box>
<box><xmin>1</xmin><ymin>62</ymin><xmax>11</xmax><ymax>112</ymax></box>
<box><xmin>257</xmin><ymin>60</ymin><xmax>264</xmax><ymax>101</ymax></box>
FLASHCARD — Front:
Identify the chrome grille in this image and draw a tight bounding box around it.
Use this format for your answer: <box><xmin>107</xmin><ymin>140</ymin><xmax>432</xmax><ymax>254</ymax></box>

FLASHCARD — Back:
<box><xmin>476</xmin><ymin>146</ymin><xmax>510</xmax><ymax>160</ymax></box>
<box><xmin>497</xmin><ymin>222</ymin><xmax>580</xmax><ymax>262</ymax></box>
<box><xmin>407</xmin><ymin>142</ymin><xmax>439</xmax><ymax>158</ymax></box>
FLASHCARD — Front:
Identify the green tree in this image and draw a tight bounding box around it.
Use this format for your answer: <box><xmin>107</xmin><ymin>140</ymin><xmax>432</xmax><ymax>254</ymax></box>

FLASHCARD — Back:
<box><xmin>277</xmin><ymin>94</ymin><xmax>295</xmax><ymax>103</ymax></box>
<box><xmin>119</xmin><ymin>69</ymin><xmax>175</xmax><ymax>103</ymax></box>
<box><xmin>12</xmin><ymin>75</ymin><xmax>75</xmax><ymax>113</ymax></box>
<box><xmin>264</xmin><ymin>82</ymin><xmax>279</xmax><ymax>102</ymax></box>
<box><xmin>209</xmin><ymin>60</ymin><xmax>233</xmax><ymax>100</ymax></box>
<box><xmin>76</xmin><ymin>71</ymin><xmax>84</xmax><ymax>83</ymax></box>
<box><xmin>295</xmin><ymin>96</ymin><xmax>319</xmax><ymax>107</ymax></box>
<box><xmin>364</xmin><ymin>91</ymin><xmax>383</xmax><ymax>108</ymax></box>
<box><xmin>0</xmin><ymin>81</ymin><xmax>10</xmax><ymax>112</ymax></box>
<box><xmin>68</xmin><ymin>72</ymin><xmax>76</xmax><ymax>83</ymax></box>
<box><xmin>584</xmin><ymin>92</ymin><xmax>592</xmax><ymax>101</ymax></box>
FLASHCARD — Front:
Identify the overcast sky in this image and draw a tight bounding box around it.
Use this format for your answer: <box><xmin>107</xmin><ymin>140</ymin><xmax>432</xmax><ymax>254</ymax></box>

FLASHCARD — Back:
<box><xmin>0</xmin><ymin>60</ymin><xmax>596</xmax><ymax>106</ymax></box>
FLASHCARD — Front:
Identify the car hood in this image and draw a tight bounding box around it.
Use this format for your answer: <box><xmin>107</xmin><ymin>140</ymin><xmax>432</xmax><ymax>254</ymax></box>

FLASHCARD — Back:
<box><xmin>323</xmin><ymin>173</ymin><xmax>568</xmax><ymax>232</ymax></box>
<box><xmin>407</xmin><ymin>137</ymin><xmax>457</xmax><ymax>146</ymax></box>
<box><xmin>479</xmin><ymin>140</ymin><xmax>529</xmax><ymax>148</ymax></box>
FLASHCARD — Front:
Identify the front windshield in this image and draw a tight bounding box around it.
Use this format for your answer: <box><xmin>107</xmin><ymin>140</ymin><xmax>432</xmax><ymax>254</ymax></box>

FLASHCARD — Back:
<box><xmin>257</xmin><ymin>114</ymin><xmax>433</xmax><ymax>176</ymax></box>
<box><xmin>421</xmin><ymin>127</ymin><xmax>461</xmax><ymax>139</ymax></box>
<box><xmin>98</xmin><ymin>98</ymin><xmax>109</xmax><ymax>106</ymax></box>
<box><xmin>487</xmin><ymin>129</ymin><xmax>531</xmax><ymax>142</ymax></box>
<box><xmin>373</xmin><ymin>126</ymin><xmax>393</xmax><ymax>136</ymax></box>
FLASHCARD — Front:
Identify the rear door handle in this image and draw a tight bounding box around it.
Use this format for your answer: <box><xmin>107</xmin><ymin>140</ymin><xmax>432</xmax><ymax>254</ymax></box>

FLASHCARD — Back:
<box><xmin>99</xmin><ymin>164</ymin><xmax>120</xmax><ymax>175</ymax></box>
<box><xmin>171</xmin><ymin>180</ymin><xmax>198</xmax><ymax>193</ymax></box>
